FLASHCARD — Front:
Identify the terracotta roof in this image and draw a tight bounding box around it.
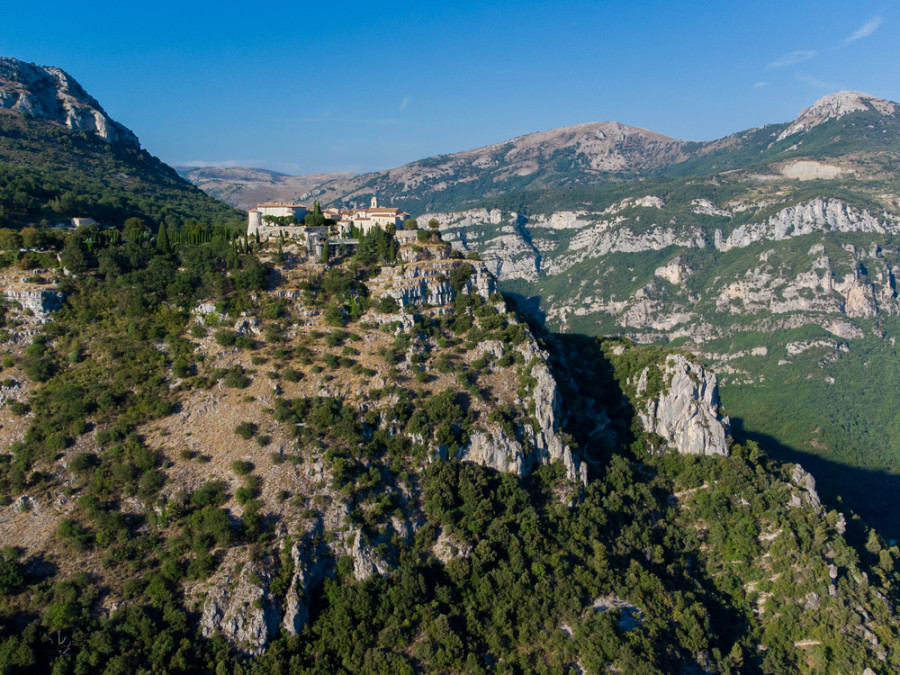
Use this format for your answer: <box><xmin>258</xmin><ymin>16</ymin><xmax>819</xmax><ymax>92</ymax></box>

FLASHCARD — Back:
<box><xmin>257</xmin><ymin>202</ymin><xmax>308</xmax><ymax>208</ymax></box>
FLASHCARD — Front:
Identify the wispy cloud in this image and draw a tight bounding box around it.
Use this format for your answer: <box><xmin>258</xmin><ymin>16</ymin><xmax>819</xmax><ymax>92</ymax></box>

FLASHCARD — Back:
<box><xmin>768</xmin><ymin>50</ymin><xmax>817</xmax><ymax>68</ymax></box>
<box><xmin>795</xmin><ymin>72</ymin><xmax>839</xmax><ymax>90</ymax></box>
<box><xmin>767</xmin><ymin>14</ymin><xmax>884</xmax><ymax>71</ymax></box>
<box><xmin>843</xmin><ymin>15</ymin><xmax>882</xmax><ymax>44</ymax></box>
<box><xmin>753</xmin><ymin>81</ymin><xmax>770</xmax><ymax>88</ymax></box>
<box><xmin>400</xmin><ymin>96</ymin><xmax>410</xmax><ymax>111</ymax></box>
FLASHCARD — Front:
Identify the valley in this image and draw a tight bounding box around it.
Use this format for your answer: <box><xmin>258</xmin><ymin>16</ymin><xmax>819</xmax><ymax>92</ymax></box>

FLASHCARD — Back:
<box><xmin>1</xmin><ymin>54</ymin><xmax>900</xmax><ymax>672</ymax></box>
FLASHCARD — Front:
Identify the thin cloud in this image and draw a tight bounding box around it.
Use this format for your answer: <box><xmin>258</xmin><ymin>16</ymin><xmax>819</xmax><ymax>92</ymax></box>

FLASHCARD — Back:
<box><xmin>400</xmin><ymin>96</ymin><xmax>410</xmax><ymax>111</ymax></box>
<box><xmin>795</xmin><ymin>73</ymin><xmax>839</xmax><ymax>90</ymax></box>
<box><xmin>843</xmin><ymin>16</ymin><xmax>882</xmax><ymax>44</ymax></box>
<box><xmin>754</xmin><ymin>81</ymin><xmax>770</xmax><ymax>88</ymax></box>
<box><xmin>768</xmin><ymin>50</ymin><xmax>818</xmax><ymax>68</ymax></box>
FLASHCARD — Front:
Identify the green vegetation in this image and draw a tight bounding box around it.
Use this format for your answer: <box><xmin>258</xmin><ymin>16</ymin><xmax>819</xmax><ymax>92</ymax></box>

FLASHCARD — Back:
<box><xmin>0</xmin><ymin>111</ymin><xmax>244</xmax><ymax>230</ymax></box>
<box><xmin>2</xmin><ymin>101</ymin><xmax>900</xmax><ymax>670</ymax></box>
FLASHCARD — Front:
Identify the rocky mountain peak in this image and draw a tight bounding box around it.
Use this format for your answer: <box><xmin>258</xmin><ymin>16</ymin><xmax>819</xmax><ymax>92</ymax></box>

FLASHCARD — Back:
<box><xmin>0</xmin><ymin>56</ymin><xmax>140</xmax><ymax>148</ymax></box>
<box><xmin>777</xmin><ymin>90</ymin><xmax>897</xmax><ymax>141</ymax></box>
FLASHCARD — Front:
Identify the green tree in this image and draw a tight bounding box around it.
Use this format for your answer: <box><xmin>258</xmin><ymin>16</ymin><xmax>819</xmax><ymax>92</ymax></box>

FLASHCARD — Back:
<box><xmin>157</xmin><ymin>222</ymin><xmax>172</xmax><ymax>254</ymax></box>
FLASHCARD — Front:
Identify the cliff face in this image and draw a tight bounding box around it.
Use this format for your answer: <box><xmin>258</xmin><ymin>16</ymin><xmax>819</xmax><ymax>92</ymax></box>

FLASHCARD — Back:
<box><xmin>634</xmin><ymin>354</ymin><xmax>731</xmax><ymax>457</ymax></box>
<box><xmin>367</xmin><ymin>258</ymin><xmax>497</xmax><ymax>308</ymax></box>
<box><xmin>0</xmin><ymin>56</ymin><xmax>140</xmax><ymax>148</ymax></box>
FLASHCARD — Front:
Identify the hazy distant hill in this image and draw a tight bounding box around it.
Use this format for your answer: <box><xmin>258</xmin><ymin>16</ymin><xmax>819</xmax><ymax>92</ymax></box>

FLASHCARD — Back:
<box><xmin>177</xmin><ymin>166</ymin><xmax>355</xmax><ymax>210</ymax></box>
<box><xmin>0</xmin><ymin>56</ymin><xmax>243</xmax><ymax>229</ymax></box>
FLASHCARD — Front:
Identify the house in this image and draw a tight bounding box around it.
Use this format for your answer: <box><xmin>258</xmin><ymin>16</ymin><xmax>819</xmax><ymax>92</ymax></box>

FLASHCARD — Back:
<box><xmin>247</xmin><ymin>203</ymin><xmax>310</xmax><ymax>239</ymax></box>
<box><xmin>246</xmin><ymin>196</ymin><xmax>412</xmax><ymax>260</ymax></box>
<box><xmin>337</xmin><ymin>196</ymin><xmax>410</xmax><ymax>234</ymax></box>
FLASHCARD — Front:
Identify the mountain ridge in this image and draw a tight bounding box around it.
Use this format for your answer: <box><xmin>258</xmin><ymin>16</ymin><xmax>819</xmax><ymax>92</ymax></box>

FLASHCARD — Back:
<box><xmin>0</xmin><ymin>56</ymin><xmax>139</xmax><ymax>149</ymax></box>
<box><xmin>197</xmin><ymin>90</ymin><xmax>897</xmax><ymax>212</ymax></box>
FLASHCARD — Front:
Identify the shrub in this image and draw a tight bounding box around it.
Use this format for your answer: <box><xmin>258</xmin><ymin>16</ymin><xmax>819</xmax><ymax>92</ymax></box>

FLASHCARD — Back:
<box><xmin>231</xmin><ymin>459</ymin><xmax>254</xmax><ymax>475</ymax></box>
<box><xmin>8</xmin><ymin>401</ymin><xmax>28</xmax><ymax>416</ymax></box>
<box><xmin>57</xmin><ymin>518</ymin><xmax>91</xmax><ymax>550</ymax></box>
<box><xmin>214</xmin><ymin>330</ymin><xmax>237</xmax><ymax>347</ymax></box>
<box><xmin>0</xmin><ymin>546</ymin><xmax>24</xmax><ymax>595</ymax></box>
<box><xmin>324</xmin><ymin>305</ymin><xmax>347</xmax><ymax>327</ymax></box>
<box><xmin>192</xmin><ymin>481</ymin><xmax>228</xmax><ymax>507</ymax></box>
<box><xmin>69</xmin><ymin>452</ymin><xmax>98</xmax><ymax>474</ymax></box>
<box><xmin>283</xmin><ymin>369</ymin><xmax>302</xmax><ymax>383</ymax></box>
<box><xmin>234</xmin><ymin>422</ymin><xmax>256</xmax><ymax>440</ymax></box>
<box><xmin>376</xmin><ymin>296</ymin><xmax>399</xmax><ymax>313</ymax></box>
<box><xmin>224</xmin><ymin>367</ymin><xmax>250</xmax><ymax>388</ymax></box>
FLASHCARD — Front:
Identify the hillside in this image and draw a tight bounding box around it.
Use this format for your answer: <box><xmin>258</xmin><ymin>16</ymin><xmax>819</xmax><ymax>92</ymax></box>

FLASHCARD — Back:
<box><xmin>0</xmin><ymin>57</ymin><xmax>243</xmax><ymax>230</ymax></box>
<box><xmin>407</xmin><ymin>92</ymin><xmax>900</xmax><ymax>537</ymax></box>
<box><xmin>176</xmin><ymin>167</ymin><xmax>355</xmax><ymax>211</ymax></box>
<box><xmin>0</xmin><ymin>222</ymin><xmax>898</xmax><ymax>673</ymax></box>
<box><xmin>301</xmin><ymin>121</ymin><xmax>694</xmax><ymax>212</ymax></box>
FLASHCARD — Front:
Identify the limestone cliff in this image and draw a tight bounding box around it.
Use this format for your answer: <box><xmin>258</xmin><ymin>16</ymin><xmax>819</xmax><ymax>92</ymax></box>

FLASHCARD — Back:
<box><xmin>634</xmin><ymin>354</ymin><xmax>731</xmax><ymax>456</ymax></box>
<box><xmin>0</xmin><ymin>56</ymin><xmax>140</xmax><ymax>148</ymax></box>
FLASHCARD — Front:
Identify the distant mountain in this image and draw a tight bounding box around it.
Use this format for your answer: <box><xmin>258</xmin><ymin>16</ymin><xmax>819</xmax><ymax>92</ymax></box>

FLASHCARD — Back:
<box><xmin>413</xmin><ymin>90</ymin><xmax>900</xmax><ymax>535</ymax></box>
<box><xmin>299</xmin><ymin>121</ymin><xmax>693</xmax><ymax>211</ymax></box>
<box><xmin>176</xmin><ymin>166</ymin><xmax>355</xmax><ymax>210</ymax></box>
<box><xmin>288</xmin><ymin>91</ymin><xmax>897</xmax><ymax>215</ymax></box>
<box><xmin>0</xmin><ymin>56</ymin><xmax>242</xmax><ymax>229</ymax></box>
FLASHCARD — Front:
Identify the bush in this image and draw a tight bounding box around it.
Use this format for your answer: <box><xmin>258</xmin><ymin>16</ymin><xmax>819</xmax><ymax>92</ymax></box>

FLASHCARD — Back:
<box><xmin>192</xmin><ymin>481</ymin><xmax>228</xmax><ymax>507</ymax></box>
<box><xmin>57</xmin><ymin>518</ymin><xmax>91</xmax><ymax>550</ymax></box>
<box><xmin>0</xmin><ymin>546</ymin><xmax>24</xmax><ymax>595</ymax></box>
<box><xmin>8</xmin><ymin>401</ymin><xmax>28</xmax><ymax>416</ymax></box>
<box><xmin>69</xmin><ymin>452</ymin><xmax>98</xmax><ymax>474</ymax></box>
<box><xmin>283</xmin><ymin>368</ymin><xmax>302</xmax><ymax>383</ymax></box>
<box><xmin>324</xmin><ymin>305</ymin><xmax>347</xmax><ymax>327</ymax></box>
<box><xmin>234</xmin><ymin>422</ymin><xmax>256</xmax><ymax>440</ymax></box>
<box><xmin>214</xmin><ymin>330</ymin><xmax>237</xmax><ymax>347</ymax></box>
<box><xmin>231</xmin><ymin>460</ymin><xmax>254</xmax><ymax>476</ymax></box>
<box><xmin>224</xmin><ymin>367</ymin><xmax>250</xmax><ymax>388</ymax></box>
<box><xmin>376</xmin><ymin>295</ymin><xmax>399</xmax><ymax>313</ymax></box>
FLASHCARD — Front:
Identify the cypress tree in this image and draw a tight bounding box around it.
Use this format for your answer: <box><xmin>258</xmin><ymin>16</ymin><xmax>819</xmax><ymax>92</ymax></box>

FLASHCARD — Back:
<box><xmin>157</xmin><ymin>223</ymin><xmax>171</xmax><ymax>254</ymax></box>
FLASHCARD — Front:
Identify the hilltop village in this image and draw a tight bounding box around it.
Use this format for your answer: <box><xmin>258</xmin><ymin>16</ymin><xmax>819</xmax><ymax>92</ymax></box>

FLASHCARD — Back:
<box><xmin>247</xmin><ymin>197</ymin><xmax>417</xmax><ymax>259</ymax></box>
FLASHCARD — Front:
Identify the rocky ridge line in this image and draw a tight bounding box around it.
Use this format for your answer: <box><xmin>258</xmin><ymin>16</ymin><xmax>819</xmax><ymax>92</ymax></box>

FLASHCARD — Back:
<box><xmin>0</xmin><ymin>56</ymin><xmax>140</xmax><ymax>148</ymax></box>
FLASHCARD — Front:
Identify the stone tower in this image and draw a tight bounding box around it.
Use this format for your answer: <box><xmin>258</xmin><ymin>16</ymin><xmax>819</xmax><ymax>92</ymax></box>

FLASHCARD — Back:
<box><xmin>370</xmin><ymin>195</ymin><xmax>378</xmax><ymax>209</ymax></box>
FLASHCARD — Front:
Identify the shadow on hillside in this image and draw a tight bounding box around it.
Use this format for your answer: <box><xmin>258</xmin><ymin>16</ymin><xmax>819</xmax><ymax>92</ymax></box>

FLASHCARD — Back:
<box><xmin>501</xmin><ymin>293</ymin><xmax>546</xmax><ymax>330</ymax></box>
<box><xmin>731</xmin><ymin>417</ymin><xmax>900</xmax><ymax>541</ymax></box>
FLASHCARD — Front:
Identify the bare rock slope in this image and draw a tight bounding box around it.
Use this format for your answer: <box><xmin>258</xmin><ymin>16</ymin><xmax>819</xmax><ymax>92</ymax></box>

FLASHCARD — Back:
<box><xmin>0</xmin><ymin>56</ymin><xmax>139</xmax><ymax>148</ymax></box>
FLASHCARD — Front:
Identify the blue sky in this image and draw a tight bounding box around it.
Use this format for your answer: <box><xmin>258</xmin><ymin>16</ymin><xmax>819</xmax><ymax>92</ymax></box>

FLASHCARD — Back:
<box><xmin>2</xmin><ymin>1</ymin><xmax>897</xmax><ymax>174</ymax></box>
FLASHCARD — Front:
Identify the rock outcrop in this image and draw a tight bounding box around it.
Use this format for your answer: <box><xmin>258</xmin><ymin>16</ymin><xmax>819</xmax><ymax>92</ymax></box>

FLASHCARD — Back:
<box><xmin>368</xmin><ymin>259</ymin><xmax>496</xmax><ymax>308</ymax></box>
<box><xmin>5</xmin><ymin>286</ymin><xmax>64</xmax><ymax>320</ymax></box>
<box><xmin>458</xmin><ymin>322</ymin><xmax>588</xmax><ymax>485</ymax></box>
<box><xmin>199</xmin><ymin>556</ymin><xmax>281</xmax><ymax>655</ymax></box>
<box><xmin>776</xmin><ymin>91</ymin><xmax>896</xmax><ymax>142</ymax></box>
<box><xmin>0</xmin><ymin>56</ymin><xmax>140</xmax><ymax>148</ymax></box>
<box><xmin>635</xmin><ymin>355</ymin><xmax>731</xmax><ymax>456</ymax></box>
<box><xmin>790</xmin><ymin>464</ymin><xmax>823</xmax><ymax>513</ymax></box>
<box><xmin>281</xmin><ymin>536</ymin><xmax>328</xmax><ymax>636</ymax></box>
